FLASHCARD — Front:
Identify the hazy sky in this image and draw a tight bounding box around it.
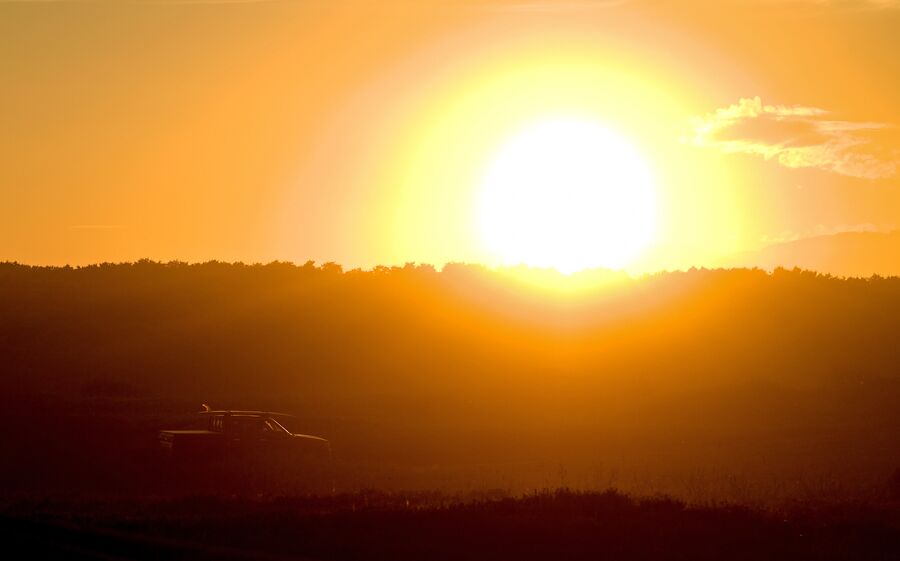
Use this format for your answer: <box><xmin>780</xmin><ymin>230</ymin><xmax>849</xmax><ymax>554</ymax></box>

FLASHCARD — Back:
<box><xmin>2</xmin><ymin>0</ymin><xmax>898</xmax><ymax>270</ymax></box>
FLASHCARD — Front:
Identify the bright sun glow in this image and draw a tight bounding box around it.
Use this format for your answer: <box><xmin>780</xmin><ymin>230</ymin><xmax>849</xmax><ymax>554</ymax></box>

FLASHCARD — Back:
<box><xmin>477</xmin><ymin>118</ymin><xmax>658</xmax><ymax>274</ymax></box>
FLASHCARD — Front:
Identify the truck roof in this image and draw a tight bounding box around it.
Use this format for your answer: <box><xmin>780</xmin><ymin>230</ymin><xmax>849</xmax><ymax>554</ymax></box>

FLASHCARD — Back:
<box><xmin>199</xmin><ymin>410</ymin><xmax>294</xmax><ymax>417</ymax></box>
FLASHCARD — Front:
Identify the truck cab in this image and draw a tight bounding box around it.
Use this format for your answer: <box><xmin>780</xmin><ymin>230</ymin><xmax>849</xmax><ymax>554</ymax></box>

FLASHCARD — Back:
<box><xmin>159</xmin><ymin>409</ymin><xmax>329</xmax><ymax>462</ymax></box>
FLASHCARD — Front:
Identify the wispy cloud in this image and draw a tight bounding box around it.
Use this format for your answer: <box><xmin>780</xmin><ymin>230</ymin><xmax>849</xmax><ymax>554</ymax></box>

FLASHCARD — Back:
<box><xmin>0</xmin><ymin>0</ymin><xmax>290</xmax><ymax>4</ymax></box>
<box><xmin>70</xmin><ymin>224</ymin><xmax>125</xmax><ymax>230</ymax></box>
<box><xmin>744</xmin><ymin>0</ymin><xmax>900</xmax><ymax>10</ymax></box>
<box><xmin>821</xmin><ymin>0</ymin><xmax>900</xmax><ymax>8</ymax></box>
<box><xmin>686</xmin><ymin>97</ymin><xmax>899</xmax><ymax>179</ymax></box>
<box><xmin>760</xmin><ymin>222</ymin><xmax>894</xmax><ymax>245</ymax></box>
<box><xmin>476</xmin><ymin>0</ymin><xmax>631</xmax><ymax>12</ymax></box>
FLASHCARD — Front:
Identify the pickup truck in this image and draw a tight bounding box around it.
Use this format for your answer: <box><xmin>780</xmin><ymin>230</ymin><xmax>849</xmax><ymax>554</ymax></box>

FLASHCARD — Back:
<box><xmin>159</xmin><ymin>409</ymin><xmax>329</xmax><ymax>463</ymax></box>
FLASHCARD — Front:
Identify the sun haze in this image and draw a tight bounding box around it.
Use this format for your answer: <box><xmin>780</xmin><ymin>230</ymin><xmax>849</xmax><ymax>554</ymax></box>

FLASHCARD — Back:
<box><xmin>1</xmin><ymin>1</ymin><xmax>899</xmax><ymax>275</ymax></box>
<box><xmin>4</xmin><ymin>3</ymin><xmax>900</xmax><ymax>557</ymax></box>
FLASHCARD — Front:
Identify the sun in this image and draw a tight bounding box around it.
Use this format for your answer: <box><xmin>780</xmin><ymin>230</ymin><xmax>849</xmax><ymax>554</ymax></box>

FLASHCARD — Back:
<box><xmin>476</xmin><ymin>118</ymin><xmax>658</xmax><ymax>274</ymax></box>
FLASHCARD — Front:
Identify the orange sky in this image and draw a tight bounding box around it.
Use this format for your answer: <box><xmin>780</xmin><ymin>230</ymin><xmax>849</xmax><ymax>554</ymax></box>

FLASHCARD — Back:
<box><xmin>1</xmin><ymin>0</ymin><xmax>898</xmax><ymax>272</ymax></box>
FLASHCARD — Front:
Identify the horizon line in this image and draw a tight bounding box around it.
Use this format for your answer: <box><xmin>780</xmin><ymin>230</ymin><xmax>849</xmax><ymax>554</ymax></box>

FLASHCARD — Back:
<box><xmin>1</xmin><ymin>258</ymin><xmax>896</xmax><ymax>281</ymax></box>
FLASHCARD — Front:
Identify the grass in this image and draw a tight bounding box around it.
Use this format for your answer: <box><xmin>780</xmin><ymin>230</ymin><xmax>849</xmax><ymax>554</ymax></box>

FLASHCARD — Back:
<box><xmin>3</xmin><ymin>488</ymin><xmax>899</xmax><ymax>560</ymax></box>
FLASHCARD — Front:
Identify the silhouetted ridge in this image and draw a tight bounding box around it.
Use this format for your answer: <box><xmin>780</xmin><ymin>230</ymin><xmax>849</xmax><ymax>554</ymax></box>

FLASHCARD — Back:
<box><xmin>1</xmin><ymin>260</ymin><xmax>899</xmax><ymax>499</ymax></box>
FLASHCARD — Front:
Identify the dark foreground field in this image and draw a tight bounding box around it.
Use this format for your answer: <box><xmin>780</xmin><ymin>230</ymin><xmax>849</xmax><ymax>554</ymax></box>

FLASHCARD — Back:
<box><xmin>3</xmin><ymin>489</ymin><xmax>900</xmax><ymax>561</ymax></box>
<box><xmin>3</xmin><ymin>262</ymin><xmax>900</xmax><ymax>558</ymax></box>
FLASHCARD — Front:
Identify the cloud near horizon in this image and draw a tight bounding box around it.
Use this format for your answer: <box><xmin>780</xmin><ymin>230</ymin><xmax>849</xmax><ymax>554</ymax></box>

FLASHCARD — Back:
<box><xmin>687</xmin><ymin>97</ymin><xmax>899</xmax><ymax>179</ymax></box>
<box><xmin>759</xmin><ymin>222</ymin><xmax>896</xmax><ymax>245</ymax></box>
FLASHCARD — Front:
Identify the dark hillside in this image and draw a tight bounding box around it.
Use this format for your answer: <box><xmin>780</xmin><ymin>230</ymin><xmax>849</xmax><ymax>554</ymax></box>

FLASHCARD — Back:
<box><xmin>1</xmin><ymin>261</ymin><xmax>899</xmax><ymax>498</ymax></box>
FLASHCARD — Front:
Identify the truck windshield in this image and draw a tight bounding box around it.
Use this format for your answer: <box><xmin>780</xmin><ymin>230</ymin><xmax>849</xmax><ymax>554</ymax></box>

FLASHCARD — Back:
<box><xmin>218</xmin><ymin>414</ymin><xmax>293</xmax><ymax>435</ymax></box>
<box><xmin>264</xmin><ymin>418</ymin><xmax>291</xmax><ymax>435</ymax></box>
